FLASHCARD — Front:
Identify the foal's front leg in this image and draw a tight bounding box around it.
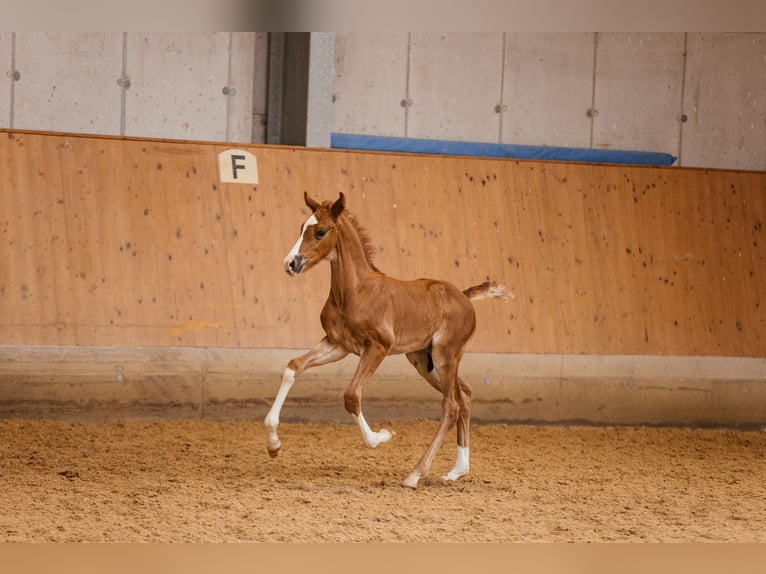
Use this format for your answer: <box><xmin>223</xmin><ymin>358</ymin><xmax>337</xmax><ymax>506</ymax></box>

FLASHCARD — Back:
<box><xmin>344</xmin><ymin>341</ymin><xmax>392</xmax><ymax>448</ymax></box>
<box><xmin>264</xmin><ymin>337</ymin><xmax>348</xmax><ymax>456</ymax></box>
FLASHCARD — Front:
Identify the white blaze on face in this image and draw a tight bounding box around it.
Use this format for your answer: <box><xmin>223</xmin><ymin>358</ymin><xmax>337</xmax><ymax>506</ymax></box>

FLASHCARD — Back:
<box><xmin>284</xmin><ymin>214</ymin><xmax>317</xmax><ymax>267</ymax></box>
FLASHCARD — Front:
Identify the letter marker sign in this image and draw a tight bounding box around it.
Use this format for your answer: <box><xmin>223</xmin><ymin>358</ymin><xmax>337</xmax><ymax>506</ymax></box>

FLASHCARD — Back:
<box><xmin>218</xmin><ymin>149</ymin><xmax>259</xmax><ymax>184</ymax></box>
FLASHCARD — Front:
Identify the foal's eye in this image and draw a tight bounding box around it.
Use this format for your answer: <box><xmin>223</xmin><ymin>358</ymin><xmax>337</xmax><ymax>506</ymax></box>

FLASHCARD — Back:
<box><xmin>314</xmin><ymin>227</ymin><xmax>327</xmax><ymax>240</ymax></box>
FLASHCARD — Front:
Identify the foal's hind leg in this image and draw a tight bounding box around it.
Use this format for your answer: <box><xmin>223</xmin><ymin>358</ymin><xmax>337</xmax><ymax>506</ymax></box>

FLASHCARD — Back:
<box><xmin>405</xmin><ymin>349</ymin><xmax>441</xmax><ymax>393</ymax></box>
<box><xmin>402</xmin><ymin>347</ymin><xmax>470</xmax><ymax>489</ymax></box>
<box><xmin>406</xmin><ymin>349</ymin><xmax>472</xmax><ymax>484</ymax></box>
<box><xmin>264</xmin><ymin>337</ymin><xmax>348</xmax><ymax>456</ymax></box>
<box><xmin>444</xmin><ymin>377</ymin><xmax>472</xmax><ymax>481</ymax></box>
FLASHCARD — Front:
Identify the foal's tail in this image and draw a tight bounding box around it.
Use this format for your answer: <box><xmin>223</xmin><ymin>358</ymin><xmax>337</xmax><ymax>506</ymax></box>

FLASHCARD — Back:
<box><xmin>463</xmin><ymin>281</ymin><xmax>514</xmax><ymax>302</ymax></box>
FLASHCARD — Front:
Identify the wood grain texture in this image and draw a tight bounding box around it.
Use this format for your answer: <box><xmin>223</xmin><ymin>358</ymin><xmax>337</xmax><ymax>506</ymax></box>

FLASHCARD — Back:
<box><xmin>1</xmin><ymin>130</ymin><xmax>764</xmax><ymax>356</ymax></box>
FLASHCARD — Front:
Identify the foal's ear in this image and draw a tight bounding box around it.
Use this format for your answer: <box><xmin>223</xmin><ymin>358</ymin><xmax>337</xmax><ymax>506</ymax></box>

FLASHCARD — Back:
<box><xmin>304</xmin><ymin>191</ymin><xmax>322</xmax><ymax>212</ymax></box>
<box><xmin>330</xmin><ymin>192</ymin><xmax>345</xmax><ymax>219</ymax></box>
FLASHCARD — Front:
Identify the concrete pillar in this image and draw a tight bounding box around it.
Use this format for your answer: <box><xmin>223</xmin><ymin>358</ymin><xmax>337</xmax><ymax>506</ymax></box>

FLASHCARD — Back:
<box><xmin>267</xmin><ymin>32</ymin><xmax>334</xmax><ymax>147</ymax></box>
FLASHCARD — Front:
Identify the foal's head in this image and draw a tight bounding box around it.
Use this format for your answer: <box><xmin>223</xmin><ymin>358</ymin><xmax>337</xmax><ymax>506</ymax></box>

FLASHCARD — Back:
<box><xmin>283</xmin><ymin>192</ymin><xmax>345</xmax><ymax>276</ymax></box>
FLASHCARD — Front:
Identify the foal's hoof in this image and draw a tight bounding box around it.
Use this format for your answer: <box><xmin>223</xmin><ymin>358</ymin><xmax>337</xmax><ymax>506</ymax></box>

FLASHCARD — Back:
<box><xmin>442</xmin><ymin>469</ymin><xmax>468</xmax><ymax>482</ymax></box>
<box><xmin>365</xmin><ymin>428</ymin><xmax>393</xmax><ymax>449</ymax></box>
<box><xmin>267</xmin><ymin>446</ymin><xmax>281</xmax><ymax>458</ymax></box>
<box><xmin>401</xmin><ymin>473</ymin><xmax>420</xmax><ymax>489</ymax></box>
<box><xmin>376</xmin><ymin>428</ymin><xmax>393</xmax><ymax>445</ymax></box>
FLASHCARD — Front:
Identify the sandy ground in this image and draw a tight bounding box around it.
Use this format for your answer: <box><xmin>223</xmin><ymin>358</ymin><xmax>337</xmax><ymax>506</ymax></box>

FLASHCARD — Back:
<box><xmin>1</xmin><ymin>418</ymin><xmax>765</xmax><ymax>542</ymax></box>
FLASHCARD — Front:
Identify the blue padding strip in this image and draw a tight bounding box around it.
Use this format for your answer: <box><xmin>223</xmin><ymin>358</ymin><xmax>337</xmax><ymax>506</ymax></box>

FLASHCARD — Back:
<box><xmin>330</xmin><ymin>133</ymin><xmax>676</xmax><ymax>167</ymax></box>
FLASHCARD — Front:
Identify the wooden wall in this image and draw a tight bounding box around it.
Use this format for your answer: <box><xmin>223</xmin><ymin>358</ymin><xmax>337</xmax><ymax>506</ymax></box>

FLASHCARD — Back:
<box><xmin>1</xmin><ymin>130</ymin><xmax>764</xmax><ymax>357</ymax></box>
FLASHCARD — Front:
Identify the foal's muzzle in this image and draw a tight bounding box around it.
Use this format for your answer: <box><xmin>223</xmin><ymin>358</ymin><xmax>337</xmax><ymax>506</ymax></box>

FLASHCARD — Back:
<box><xmin>285</xmin><ymin>254</ymin><xmax>307</xmax><ymax>276</ymax></box>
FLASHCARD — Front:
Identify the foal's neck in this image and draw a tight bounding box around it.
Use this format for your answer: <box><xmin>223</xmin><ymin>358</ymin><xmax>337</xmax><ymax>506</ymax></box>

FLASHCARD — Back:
<box><xmin>329</xmin><ymin>214</ymin><xmax>377</xmax><ymax>301</ymax></box>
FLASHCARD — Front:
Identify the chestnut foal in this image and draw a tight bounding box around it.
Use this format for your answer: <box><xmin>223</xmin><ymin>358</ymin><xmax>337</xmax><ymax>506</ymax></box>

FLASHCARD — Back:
<box><xmin>265</xmin><ymin>192</ymin><xmax>508</xmax><ymax>488</ymax></box>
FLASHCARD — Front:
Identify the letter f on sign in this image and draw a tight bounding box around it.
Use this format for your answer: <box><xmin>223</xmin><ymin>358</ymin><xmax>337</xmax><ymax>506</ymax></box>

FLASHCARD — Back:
<box><xmin>218</xmin><ymin>149</ymin><xmax>259</xmax><ymax>184</ymax></box>
<box><xmin>231</xmin><ymin>155</ymin><xmax>246</xmax><ymax>179</ymax></box>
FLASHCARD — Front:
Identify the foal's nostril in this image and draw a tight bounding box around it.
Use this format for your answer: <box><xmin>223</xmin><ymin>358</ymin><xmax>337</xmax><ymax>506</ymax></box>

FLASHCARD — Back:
<box><xmin>287</xmin><ymin>255</ymin><xmax>305</xmax><ymax>275</ymax></box>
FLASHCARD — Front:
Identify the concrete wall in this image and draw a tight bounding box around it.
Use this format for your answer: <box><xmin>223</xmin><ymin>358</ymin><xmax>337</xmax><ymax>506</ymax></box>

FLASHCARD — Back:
<box><xmin>1</xmin><ymin>33</ymin><xmax>764</xmax><ymax>170</ymax></box>
<box><xmin>1</xmin><ymin>32</ymin><xmax>267</xmax><ymax>143</ymax></box>
<box><xmin>334</xmin><ymin>32</ymin><xmax>766</xmax><ymax>171</ymax></box>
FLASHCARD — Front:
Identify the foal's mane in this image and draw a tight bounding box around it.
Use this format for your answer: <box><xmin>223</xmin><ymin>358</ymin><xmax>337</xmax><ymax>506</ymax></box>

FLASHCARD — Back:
<box><xmin>342</xmin><ymin>209</ymin><xmax>380</xmax><ymax>272</ymax></box>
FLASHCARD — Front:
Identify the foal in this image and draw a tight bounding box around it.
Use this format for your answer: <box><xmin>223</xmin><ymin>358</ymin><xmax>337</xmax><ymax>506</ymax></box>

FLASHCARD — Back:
<box><xmin>265</xmin><ymin>192</ymin><xmax>508</xmax><ymax>488</ymax></box>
